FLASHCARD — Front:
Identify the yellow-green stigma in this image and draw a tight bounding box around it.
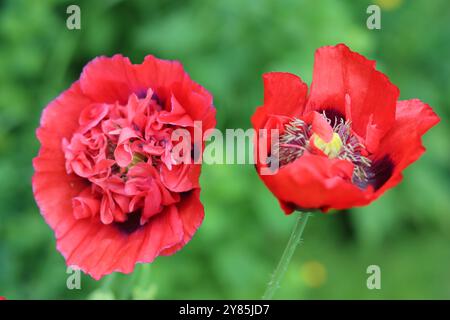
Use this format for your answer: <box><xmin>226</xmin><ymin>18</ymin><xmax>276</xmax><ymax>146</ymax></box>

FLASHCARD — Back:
<box><xmin>129</xmin><ymin>153</ymin><xmax>146</xmax><ymax>167</ymax></box>
<box><xmin>311</xmin><ymin>132</ymin><xmax>343</xmax><ymax>159</ymax></box>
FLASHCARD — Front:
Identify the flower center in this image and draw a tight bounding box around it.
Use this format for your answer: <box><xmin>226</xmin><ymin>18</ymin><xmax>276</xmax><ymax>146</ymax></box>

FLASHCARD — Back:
<box><xmin>63</xmin><ymin>90</ymin><xmax>181</xmax><ymax>226</ymax></box>
<box><xmin>311</xmin><ymin>132</ymin><xmax>343</xmax><ymax>159</ymax></box>
<box><xmin>277</xmin><ymin>114</ymin><xmax>372</xmax><ymax>188</ymax></box>
<box><xmin>129</xmin><ymin>152</ymin><xmax>147</xmax><ymax>168</ymax></box>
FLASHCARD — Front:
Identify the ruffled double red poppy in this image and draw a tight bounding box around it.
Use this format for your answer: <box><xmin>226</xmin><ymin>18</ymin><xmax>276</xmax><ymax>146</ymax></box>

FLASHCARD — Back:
<box><xmin>33</xmin><ymin>55</ymin><xmax>216</xmax><ymax>279</ymax></box>
<box><xmin>252</xmin><ymin>44</ymin><xmax>439</xmax><ymax>213</ymax></box>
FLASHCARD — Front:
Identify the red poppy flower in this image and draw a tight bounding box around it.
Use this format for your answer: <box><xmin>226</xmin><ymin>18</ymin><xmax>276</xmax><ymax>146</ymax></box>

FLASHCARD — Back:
<box><xmin>33</xmin><ymin>55</ymin><xmax>216</xmax><ymax>279</ymax></box>
<box><xmin>252</xmin><ymin>44</ymin><xmax>439</xmax><ymax>214</ymax></box>
<box><xmin>0</xmin><ymin>296</ymin><xmax>6</xmax><ymax>300</ymax></box>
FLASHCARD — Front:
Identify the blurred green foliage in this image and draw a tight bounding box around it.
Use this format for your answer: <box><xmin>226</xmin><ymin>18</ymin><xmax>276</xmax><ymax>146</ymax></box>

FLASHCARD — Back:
<box><xmin>0</xmin><ymin>0</ymin><xmax>449</xmax><ymax>299</ymax></box>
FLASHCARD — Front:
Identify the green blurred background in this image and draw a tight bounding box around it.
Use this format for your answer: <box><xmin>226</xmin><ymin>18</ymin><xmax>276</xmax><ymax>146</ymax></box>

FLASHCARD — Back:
<box><xmin>0</xmin><ymin>0</ymin><xmax>449</xmax><ymax>299</ymax></box>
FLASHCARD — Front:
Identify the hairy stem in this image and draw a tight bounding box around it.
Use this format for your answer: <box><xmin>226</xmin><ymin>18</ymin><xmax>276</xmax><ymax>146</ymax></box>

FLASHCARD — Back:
<box><xmin>262</xmin><ymin>211</ymin><xmax>311</xmax><ymax>300</ymax></box>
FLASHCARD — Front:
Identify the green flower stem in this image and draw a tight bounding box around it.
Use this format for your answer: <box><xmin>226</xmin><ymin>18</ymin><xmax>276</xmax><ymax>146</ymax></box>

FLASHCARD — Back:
<box><xmin>262</xmin><ymin>211</ymin><xmax>311</xmax><ymax>300</ymax></box>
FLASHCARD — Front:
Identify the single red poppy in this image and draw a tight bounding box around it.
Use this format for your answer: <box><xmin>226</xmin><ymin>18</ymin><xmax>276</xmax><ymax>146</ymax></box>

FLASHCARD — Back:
<box><xmin>0</xmin><ymin>296</ymin><xmax>6</xmax><ymax>300</ymax></box>
<box><xmin>252</xmin><ymin>44</ymin><xmax>439</xmax><ymax>214</ymax></box>
<box><xmin>33</xmin><ymin>55</ymin><xmax>216</xmax><ymax>280</ymax></box>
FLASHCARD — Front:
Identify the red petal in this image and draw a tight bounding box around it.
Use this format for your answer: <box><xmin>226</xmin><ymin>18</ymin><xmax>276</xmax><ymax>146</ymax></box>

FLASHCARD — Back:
<box><xmin>137</xmin><ymin>55</ymin><xmax>216</xmax><ymax>131</ymax></box>
<box><xmin>250</xmin><ymin>106</ymin><xmax>268</xmax><ymax>131</ymax></box>
<box><xmin>72</xmin><ymin>187</ymin><xmax>100</xmax><ymax>219</ymax></box>
<box><xmin>253</xmin><ymin>114</ymin><xmax>290</xmax><ymax>169</ymax></box>
<box><xmin>160</xmin><ymin>189</ymin><xmax>204</xmax><ymax>256</ymax></box>
<box><xmin>56</xmin><ymin>205</ymin><xmax>183</xmax><ymax>280</ymax></box>
<box><xmin>158</xmin><ymin>95</ymin><xmax>194</xmax><ymax>127</ymax></box>
<box><xmin>170</xmin><ymin>81</ymin><xmax>216</xmax><ymax>131</ymax></box>
<box><xmin>114</xmin><ymin>143</ymin><xmax>133</xmax><ymax>168</ymax></box>
<box><xmin>262</xmin><ymin>72</ymin><xmax>308</xmax><ymax>117</ymax></box>
<box><xmin>142</xmin><ymin>183</ymin><xmax>163</xmax><ymax>223</ymax></box>
<box><xmin>78</xmin><ymin>103</ymin><xmax>109</xmax><ymax>133</ymax></box>
<box><xmin>33</xmin><ymin>172</ymin><xmax>87</xmax><ymax>231</ymax></box>
<box><xmin>160</xmin><ymin>163</ymin><xmax>201</xmax><ymax>192</ymax></box>
<box><xmin>260</xmin><ymin>153</ymin><xmax>370</xmax><ymax>212</ymax></box>
<box><xmin>80</xmin><ymin>55</ymin><xmax>140</xmax><ymax>104</ymax></box>
<box><xmin>309</xmin><ymin>111</ymin><xmax>334</xmax><ymax>142</ymax></box>
<box><xmin>79</xmin><ymin>53</ymin><xmax>216</xmax><ymax>131</ymax></box>
<box><xmin>372</xmin><ymin>99</ymin><xmax>440</xmax><ymax>197</ymax></box>
<box><xmin>33</xmin><ymin>82</ymin><xmax>91</xmax><ymax>230</ymax></box>
<box><xmin>306</xmin><ymin>44</ymin><xmax>399</xmax><ymax>143</ymax></box>
<box><xmin>36</xmin><ymin>82</ymin><xmax>92</xmax><ymax>153</ymax></box>
<box><xmin>80</xmin><ymin>55</ymin><xmax>215</xmax><ymax>130</ymax></box>
<box><xmin>135</xmin><ymin>55</ymin><xmax>186</xmax><ymax>92</ymax></box>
